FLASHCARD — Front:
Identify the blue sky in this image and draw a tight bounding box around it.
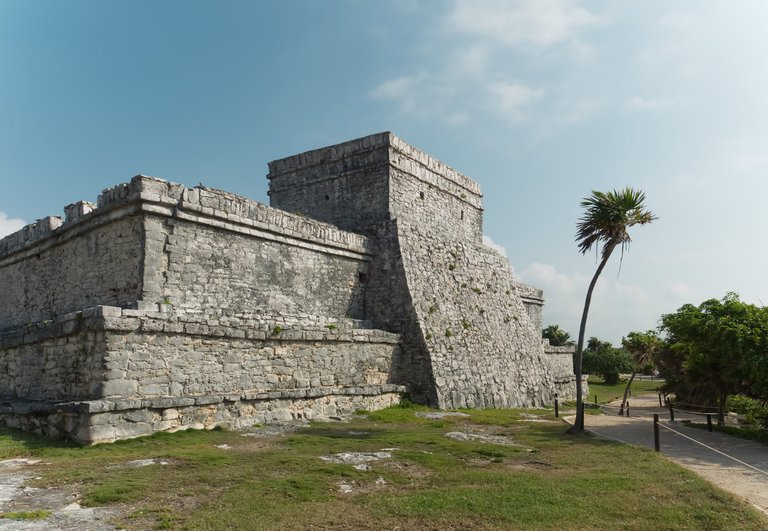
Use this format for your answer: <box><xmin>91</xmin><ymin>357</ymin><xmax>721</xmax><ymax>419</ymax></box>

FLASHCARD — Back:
<box><xmin>2</xmin><ymin>0</ymin><xmax>767</xmax><ymax>344</ymax></box>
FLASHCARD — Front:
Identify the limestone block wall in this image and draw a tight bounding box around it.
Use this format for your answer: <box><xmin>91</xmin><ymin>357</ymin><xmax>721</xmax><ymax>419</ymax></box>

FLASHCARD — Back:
<box><xmin>0</xmin><ymin>213</ymin><xmax>143</xmax><ymax>330</ymax></box>
<box><xmin>0</xmin><ymin>305</ymin><xmax>404</xmax><ymax>443</ymax></box>
<box><xmin>95</xmin><ymin>310</ymin><xmax>399</xmax><ymax>400</ymax></box>
<box><xmin>0</xmin><ymin>133</ymin><xmax>578</xmax><ymax>442</ymax></box>
<box><xmin>393</xmin><ymin>221</ymin><xmax>554</xmax><ymax>408</ymax></box>
<box><xmin>0</xmin><ymin>175</ymin><xmax>374</xmax><ymax>332</ymax></box>
<box><xmin>514</xmin><ymin>282</ymin><xmax>545</xmax><ymax>333</ymax></box>
<box><xmin>388</xmin><ymin>135</ymin><xmax>483</xmax><ymax>244</ymax></box>
<box><xmin>0</xmin><ymin>311</ymin><xmax>107</xmax><ymax>402</ymax></box>
<box><xmin>136</xmin><ymin>177</ymin><xmax>372</xmax><ymax>323</ymax></box>
<box><xmin>267</xmin><ymin>133</ymin><xmax>392</xmax><ymax>232</ymax></box>
<box><xmin>363</xmin><ymin>220</ymin><xmax>437</xmax><ymax>405</ymax></box>
<box><xmin>145</xmin><ymin>215</ymin><xmax>368</xmax><ymax>322</ymax></box>
<box><xmin>267</xmin><ymin>133</ymin><xmax>484</xmax><ymax>243</ymax></box>
<box><xmin>543</xmin><ymin>341</ymin><xmax>585</xmax><ymax>401</ymax></box>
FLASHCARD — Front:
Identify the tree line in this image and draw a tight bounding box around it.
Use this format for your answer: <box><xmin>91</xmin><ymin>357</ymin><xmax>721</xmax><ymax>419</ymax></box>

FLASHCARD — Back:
<box><xmin>545</xmin><ymin>292</ymin><xmax>768</xmax><ymax>426</ymax></box>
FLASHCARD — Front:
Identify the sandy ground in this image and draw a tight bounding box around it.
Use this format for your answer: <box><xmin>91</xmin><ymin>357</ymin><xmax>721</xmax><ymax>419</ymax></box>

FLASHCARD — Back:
<box><xmin>567</xmin><ymin>395</ymin><xmax>768</xmax><ymax>515</ymax></box>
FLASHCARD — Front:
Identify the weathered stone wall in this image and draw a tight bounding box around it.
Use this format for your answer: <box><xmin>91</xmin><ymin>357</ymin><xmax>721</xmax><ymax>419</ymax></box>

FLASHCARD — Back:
<box><xmin>0</xmin><ymin>392</ymin><xmax>403</xmax><ymax>444</ymax></box>
<box><xmin>135</xmin><ymin>177</ymin><xmax>372</xmax><ymax>322</ymax></box>
<box><xmin>0</xmin><ymin>213</ymin><xmax>143</xmax><ymax>330</ymax></box>
<box><xmin>0</xmin><ymin>132</ymin><xmax>578</xmax><ymax>443</ymax></box>
<box><xmin>148</xmin><ymin>215</ymin><xmax>368</xmax><ymax>322</ymax></box>
<box><xmin>514</xmin><ymin>282</ymin><xmax>545</xmax><ymax>334</ymax></box>
<box><xmin>363</xmin><ymin>220</ymin><xmax>437</xmax><ymax>405</ymax></box>
<box><xmin>0</xmin><ymin>305</ymin><xmax>404</xmax><ymax>443</ymax></box>
<box><xmin>395</xmin><ymin>221</ymin><xmax>554</xmax><ymax>408</ymax></box>
<box><xmin>268</xmin><ymin>132</ymin><xmax>484</xmax><ymax>243</ymax></box>
<box><xmin>269</xmin><ymin>132</ymin><xmax>567</xmax><ymax>410</ymax></box>
<box><xmin>388</xmin><ymin>136</ymin><xmax>483</xmax><ymax>244</ymax></box>
<box><xmin>0</xmin><ymin>175</ymin><xmax>373</xmax><ymax>330</ymax></box>
<box><xmin>0</xmin><ymin>311</ymin><xmax>107</xmax><ymax>402</ymax></box>
<box><xmin>267</xmin><ymin>134</ymin><xmax>392</xmax><ymax>232</ymax></box>
<box><xmin>94</xmin><ymin>309</ymin><xmax>399</xmax><ymax>400</ymax></box>
<box><xmin>543</xmin><ymin>341</ymin><xmax>586</xmax><ymax>400</ymax></box>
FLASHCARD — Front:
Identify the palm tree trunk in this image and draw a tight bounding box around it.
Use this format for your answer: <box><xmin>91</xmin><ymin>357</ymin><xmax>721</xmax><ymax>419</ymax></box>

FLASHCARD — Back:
<box><xmin>569</xmin><ymin>247</ymin><xmax>614</xmax><ymax>434</ymax></box>
<box><xmin>718</xmin><ymin>391</ymin><xmax>727</xmax><ymax>426</ymax></box>
<box><xmin>620</xmin><ymin>370</ymin><xmax>638</xmax><ymax>415</ymax></box>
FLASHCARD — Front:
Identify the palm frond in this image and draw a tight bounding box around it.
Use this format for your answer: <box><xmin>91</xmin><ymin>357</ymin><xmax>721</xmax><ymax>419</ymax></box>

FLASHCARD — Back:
<box><xmin>576</xmin><ymin>187</ymin><xmax>656</xmax><ymax>260</ymax></box>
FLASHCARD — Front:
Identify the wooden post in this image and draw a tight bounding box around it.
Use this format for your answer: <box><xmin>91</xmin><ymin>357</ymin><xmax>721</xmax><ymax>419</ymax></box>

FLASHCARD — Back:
<box><xmin>581</xmin><ymin>402</ymin><xmax>586</xmax><ymax>430</ymax></box>
<box><xmin>554</xmin><ymin>395</ymin><xmax>559</xmax><ymax>418</ymax></box>
<box><xmin>668</xmin><ymin>402</ymin><xmax>675</xmax><ymax>421</ymax></box>
<box><xmin>707</xmin><ymin>414</ymin><xmax>713</xmax><ymax>432</ymax></box>
<box><xmin>594</xmin><ymin>394</ymin><xmax>597</xmax><ymax>404</ymax></box>
<box><xmin>626</xmin><ymin>401</ymin><xmax>630</xmax><ymax>417</ymax></box>
<box><xmin>653</xmin><ymin>414</ymin><xmax>660</xmax><ymax>452</ymax></box>
<box><xmin>658</xmin><ymin>393</ymin><xmax>663</xmax><ymax>407</ymax></box>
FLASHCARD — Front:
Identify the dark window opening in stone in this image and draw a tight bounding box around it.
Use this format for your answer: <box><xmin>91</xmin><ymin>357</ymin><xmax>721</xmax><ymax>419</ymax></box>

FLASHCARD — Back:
<box><xmin>358</xmin><ymin>272</ymin><xmax>368</xmax><ymax>283</ymax></box>
<box><xmin>460</xmin><ymin>210</ymin><xmax>464</xmax><ymax>220</ymax></box>
<box><xmin>325</xmin><ymin>195</ymin><xmax>330</xmax><ymax>201</ymax></box>
<box><xmin>420</xmin><ymin>191</ymin><xmax>425</xmax><ymax>199</ymax></box>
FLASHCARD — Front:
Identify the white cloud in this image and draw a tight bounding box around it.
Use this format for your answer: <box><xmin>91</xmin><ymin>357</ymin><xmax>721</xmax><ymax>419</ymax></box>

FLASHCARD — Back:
<box><xmin>443</xmin><ymin>44</ymin><xmax>491</xmax><ymax>79</ymax></box>
<box><xmin>518</xmin><ymin>262</ymin><xmax>663</xmax><ymax>343</ymax></box>
<box><xmin>666</xmin><ymin>282</ymin><xmax>701</xmax><ymax>304</ymax></box>
<box><xmin>0</xmin><ymin>212</ymin><xmax>25</xmax><ymax>238</ymax></box>
<box><xmin>625</xmin><ymin>97</ymin><xmax>674</xmax><ymax>111</ymax></box>
<box><xmin>369</xmin><ymin>74</ymin><xmax>427</xmax><ymax>101</ymax></box>
<box><xmin>659</xmin><ymin>12</ymin><xmax>703</xmax><ymax>31</ymax></box>
<box><xmin>482</xmin><ymin>234</ymin><xmax>508</xmax><ymax>257</ymax></box>
<box><xmin>488</xmin><ymin>82</ymin><xmax>542</xmax><ymax>121</ymax></box>
<box><xmin>447</xmin><ymin>0</ymin><xmax>603</xmax><ymax>48</ymax></box>
<box><xmin>520</xmin><ymin>262</ymin><xmax>587</xmax><ymax>293</ymax></box>
<box><xmin>368</xmin><ymin>1</ymin><xmax>604</xmax><ymax>127</ymax></box>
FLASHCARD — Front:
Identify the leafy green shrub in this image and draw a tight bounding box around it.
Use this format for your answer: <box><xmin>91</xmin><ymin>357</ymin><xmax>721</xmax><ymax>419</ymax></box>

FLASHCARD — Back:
<box><xmin>583</xmin><ymin>347</ymin><xmax>632</xmax><ymax>385</ymax></box>
<box><xmin>727</xmin><ymin>395</ymin><xmax>768</xmax><ymax>425</ymax></box>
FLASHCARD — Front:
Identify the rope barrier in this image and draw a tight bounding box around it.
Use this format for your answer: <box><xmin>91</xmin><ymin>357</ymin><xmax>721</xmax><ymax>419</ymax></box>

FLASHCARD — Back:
<box><xmin>669</xmin><ymin>402</ymin><xmax>718</xmax><ymax>411</ymax></box>
<box><xmin>670</xmin><ymin>408</ymin><xmax>717</xmax><ymax>418</ymax></box>
<box><xmin>657</xmin><ymin>422</ymin><xmax>768</xmax><ymax>477</ymax></box>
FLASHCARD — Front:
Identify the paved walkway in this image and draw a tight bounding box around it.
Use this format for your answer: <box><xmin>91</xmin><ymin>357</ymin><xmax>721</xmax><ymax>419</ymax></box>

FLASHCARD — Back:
<box><xmin>566</xmin><ymin>395</ymin><xmax>768</xmax><ymax>514</ymax></box>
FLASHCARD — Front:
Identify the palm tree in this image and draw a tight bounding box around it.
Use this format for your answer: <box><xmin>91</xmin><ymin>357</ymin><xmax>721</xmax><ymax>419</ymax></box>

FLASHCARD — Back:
<box><xmin>619</xmin><ymin>330</ymin><xmax>662</xmax><ymax>415</ymax></box>
<box><xmin>542</xmin><ymin>324</ymin><xmax>574</xmax><ymax>346</ymax></box>
<box><xmin>569</xmin><ymin>189</ymin><xmax>656</xmax><ymax>434</ymax></box>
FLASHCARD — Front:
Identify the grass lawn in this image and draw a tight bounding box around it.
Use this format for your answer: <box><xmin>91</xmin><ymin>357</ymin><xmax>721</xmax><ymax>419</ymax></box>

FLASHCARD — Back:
<box><xmin>1</xmin><ymin>403</ymin><xmax>766</xmax><ymax>530</ymax></box>
<box><xmin>587</xmin><ymin>376</ymin><xmax>664</xmax><ymax>405</ymax></box>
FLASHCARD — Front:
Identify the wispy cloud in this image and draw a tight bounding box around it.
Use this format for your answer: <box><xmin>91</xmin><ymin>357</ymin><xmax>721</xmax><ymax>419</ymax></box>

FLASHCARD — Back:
<box><xmin>483</xmin><ymin>234</ymin><xmax>508</xmax><ymax>258</ymax></box>
<box><xmin>659</xmin><ymin>12</ymin><xmax>703</xmax><ymax>31</ymax></box>
<box><xmin>518</xmin><ymin>261</ymin><xmax>662</xmax><ymax>343</ymax></box>
<box><xmin>369</xmin><ymin>74</ymin><xmax>427</xmax><ymax>101</ymax></box>
<box><xmin>665</xmin><ymin>282</ymin><xmax>701</xmax><ymax>305</ymax></box>
<box><xmin>446</xmin><ymin>0</ymin><xmax>603</xmax><ymax>48</ymax></box>
<box><xmin>488</xmin><ymin>82</ymin><xmax>543</xmax><ymax>122</ymax></box>
<box><xmin>520</xmin><ymin>262</ymin><xmax>587</xmax><ymax>294</ymax></box>
<box><xmin>625</xmin><ymin>96</ymin><xmax>675</xmax><ymax>111</ymax></box>
<box><xmin>369</xmin><ymin>0</ymin><xmax>604</xmax><ymax>128</ymax></box>
<box><xmin>0</xmin><ymin>212</ymin><xmax>26</xmax><ymax>238</ymax></box>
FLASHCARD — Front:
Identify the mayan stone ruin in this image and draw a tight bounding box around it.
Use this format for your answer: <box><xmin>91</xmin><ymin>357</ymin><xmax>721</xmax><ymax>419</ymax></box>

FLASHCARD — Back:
<box><xmin>0</xmin><ymin>132</ymin><xmax>580</xmax><ymax>443</ymax></box>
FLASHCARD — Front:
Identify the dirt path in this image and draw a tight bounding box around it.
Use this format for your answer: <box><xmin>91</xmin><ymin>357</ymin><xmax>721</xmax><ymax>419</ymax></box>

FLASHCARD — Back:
<box><xmin>567</xmin><ymin>395</ymin><xmax>768</xmax><ymax>514</ymax></box>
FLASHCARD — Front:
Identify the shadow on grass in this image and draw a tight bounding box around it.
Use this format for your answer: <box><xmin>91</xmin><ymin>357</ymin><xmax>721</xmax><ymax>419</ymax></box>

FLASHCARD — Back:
<box><xmin>293</xmin><ymin>427</ymin><xmax>381</xmax><ymax>440</ymax></box>
<box><xmin>0</xmin><ymin>426</ymin><xmax>78</xmax><ymax>458</ymax></box>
